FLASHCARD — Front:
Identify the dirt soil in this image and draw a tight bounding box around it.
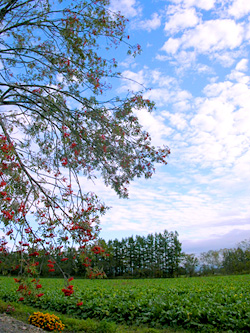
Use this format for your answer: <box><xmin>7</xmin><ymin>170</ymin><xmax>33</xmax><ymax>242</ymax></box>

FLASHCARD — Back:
<box><xmin>0</xmin><ymin>313</ymin><xmax>45</xmax><ymax>332</ymax></box>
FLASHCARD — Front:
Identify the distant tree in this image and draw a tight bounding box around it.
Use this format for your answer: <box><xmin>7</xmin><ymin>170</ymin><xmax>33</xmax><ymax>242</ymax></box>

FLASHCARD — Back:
<box><xmin>237</xmin><ymin>238</ymin><xmax>250</xmax><ymax>252</ymax></box>
<box><xmin>0</xmin><ymin>0</ymin><xmax>170</xmax><ymax>292</ymax></box>
<box><xmin>199</xmin><ymin>250</ymin><xmax>223</xmax><ymax>275</ymax></box>
<box><xmin>166</xmin><ymin>231</ymin><xmax>182</xmax><ymax>277</ymax></box>
<box><xmin>195</xmin><ymin>239</ymin><xmax>250</xmax><ymax>276</ymax></box>
<box><xmin>222</xmin><ymin>244</ymin><xmax>250</xmax><ymax>275</ymax></box>
<box><xmin>134</xmin><ymin>235</ymin><xmax>144</xmax><ymax>275</ymax></box>
<box><xmin>181</xmin><ymin>254</ymin><xmax>199</xmax><ymax>277</ymax></box>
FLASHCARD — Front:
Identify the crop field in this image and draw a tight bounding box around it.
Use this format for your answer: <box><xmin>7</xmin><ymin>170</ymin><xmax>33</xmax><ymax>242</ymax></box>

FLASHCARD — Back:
<box><xmin>0</xmin><ymin>274</ymin><xmax>249</xmax><ymax>332</ymax></box>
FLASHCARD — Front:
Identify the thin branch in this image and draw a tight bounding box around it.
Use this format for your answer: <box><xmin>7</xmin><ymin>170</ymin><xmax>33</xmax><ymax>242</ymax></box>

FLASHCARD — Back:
<box><xmin>0</xmin><ymin>0</ymin><xmax>18</xmax><ymax>22</ymax></box>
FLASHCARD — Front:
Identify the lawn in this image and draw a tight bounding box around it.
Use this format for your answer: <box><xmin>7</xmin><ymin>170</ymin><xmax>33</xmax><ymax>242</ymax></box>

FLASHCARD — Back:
<box><xmin>0</xmin><ymin>275</ymin><xmax>249</xmax><ymax>332</ymax></box>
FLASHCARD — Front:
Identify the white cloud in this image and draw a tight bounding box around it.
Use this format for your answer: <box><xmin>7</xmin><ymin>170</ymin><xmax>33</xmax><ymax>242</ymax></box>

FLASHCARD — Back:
<box><xmin>228</xmin><ymin>0</ymin><xmax>250</xmax><ymax>19</ymax></box>
<box><xmin>184</xmin><ymin>20</ymin><xmax>243</xmax><ymax>52</ymax></box>
<box><xmin>227</xmin><ymin>70</ymin><xmax>250</xmax><ymax>84</ymax></box>
<box><xmin>155</xmin><ymin>54</ymin><xmax>170</xmax><ymax>62</ymax></box>
<box><xmin>162</xmin><ymin>19</ymin><xmax>244</xmax><ymax>57</ymax></box>
<box><xmin>169</xmin><ymin>0</ymin><xmax>216</xmax><ymax>10</ymax></box>
<box><xmin>137</xmin><ymin>13</ymin><xmax>161</xmax><ymax>32</ymax></box>
<box><xmin>211</xmin><ymin>51</ymin><xmax>241</xmax><ymax>68</ymax></box>
<box><xmin>151</xmin><ymin>71</ymin><xmax>178</xmax><ymax>87</ymax></box>
<box><xmin>133</xmin><ymin>108</ymin><xmax>173</xmax><ymax>146</ymax></box>
<box><xmin>163</xmin><ymin>111</ymin><xmax>188</xmax><ymax>130</ymax></box>
<box><xmin>161</xmin><ymin>37</ymin><xmax>181</xmax><ymax>54</ymax></box>
<box><xmin>190</xmin><ymin>113</ymin><xmax>217</xmax><ymax>132</ymax></box>
<box><xmin>119</xmin><ymin>56</ymin><xmax>138</xmax><ymax>69</ymax></box>
<box><xmin>170</xmin><ymin>50</ymin><xmax>197</xmax><ymax>73</ymax></box>
<box><xmin>126</xmin><ymin>68</ymin><xmax>193</xmax><ymax>107</ymax></box>
<box><xmin>118</xmin><ymin>69</ymin><xmax>145</xmax><ymax>92</ymax></box>
<box><xmin>164</xmin><ymin>7</ymin><xmax>200</xmax><ymax>34</ymax></box>
<box><xmin>143</xmin><ymin>87</ymin><xmax>192</xmax><ymax>107</ymax></box>
<box><xmin>202</xmin><ymin>80</ymin><xmax>233</xmax><ymax>97</ymax></box>
<box><xmin>235</xmin><ymin>58</ymin><xmax>248</xmax><ymax>72</ymax></box>
<box><xmin>175</xmin><ymin>75</ymin><xmax>250</xmax><ymax>174</ymax></box>
<box><xmin>196</xmin><ymin>63</ymin><xmax>214</xmax><ymax>74</ymax></box>
<box><xmin>109</xmin><ymin>0</ymin><xmax>139</xmax><ymax>17</ymax></box>
<box><xmin>118</xmin><ymin>68</ymin><xmax>188</xmax><ymax>103</ymax></box>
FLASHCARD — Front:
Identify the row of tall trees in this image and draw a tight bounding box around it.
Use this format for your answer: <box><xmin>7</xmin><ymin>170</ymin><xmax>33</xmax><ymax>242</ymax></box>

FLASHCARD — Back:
<box><xmin>96</xmin><ymin>230</ymin><xmax>182</xmax><ymax>278</ymax></box>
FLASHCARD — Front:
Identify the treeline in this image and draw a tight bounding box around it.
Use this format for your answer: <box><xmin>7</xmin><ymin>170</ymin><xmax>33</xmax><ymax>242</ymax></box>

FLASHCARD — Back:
<box><xmin>180</xmin><ymin>239</ymin><xmax>250</xmax><ymax>277</ymax></box>
<box><xmin>0</xmin><ymin>230</ymin><xmax>182</xmax><ymax>278</ymax></box>
<box><xmin>1</xmin><ymin>232</ymin><xmax>249</xmax><ymax>278</ymax></box>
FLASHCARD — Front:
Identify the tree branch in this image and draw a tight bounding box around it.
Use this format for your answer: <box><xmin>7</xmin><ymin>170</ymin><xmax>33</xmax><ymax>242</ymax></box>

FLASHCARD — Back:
<box><xmin>0</xmin><ymin>0</ymin><xmax>18</xmax><ymax>23</ymax></box>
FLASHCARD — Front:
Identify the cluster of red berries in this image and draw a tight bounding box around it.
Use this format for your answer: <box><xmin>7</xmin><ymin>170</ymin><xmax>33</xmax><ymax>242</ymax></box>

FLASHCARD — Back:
<box><xmin>62</xmin><ymin>284</ymin><xmax>74</xmax><ymax>296</ymax></box>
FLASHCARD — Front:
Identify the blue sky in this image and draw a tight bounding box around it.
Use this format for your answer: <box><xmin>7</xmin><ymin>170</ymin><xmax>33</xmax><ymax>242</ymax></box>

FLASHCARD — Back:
<box><xmin>79</xmin><ymin>0</ymin><xmax>250</xmax><ymax>254</ymax></box>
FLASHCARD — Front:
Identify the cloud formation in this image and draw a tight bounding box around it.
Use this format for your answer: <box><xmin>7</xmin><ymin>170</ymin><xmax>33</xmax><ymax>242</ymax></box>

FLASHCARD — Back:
<box><xmin>162</xmin><ymin>20</ymin><xmax>244</xmax><ymax>55</ymax></box>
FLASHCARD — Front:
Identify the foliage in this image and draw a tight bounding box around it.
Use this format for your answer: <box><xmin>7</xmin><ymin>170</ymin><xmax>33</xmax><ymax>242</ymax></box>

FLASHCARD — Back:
<box><xmin>0</xmin><ymin>275</ymin><xmax>250</xmax><ymax>332</ymax></box>
<box><xmin>28</xmin><ymin>311</ymin><xmax>65</xmax><ymax>331</ymax></box>
<box><xmin>0</xmin><ymin>0</ymin><xmax>170</xmax><ymax>296</ymax></box>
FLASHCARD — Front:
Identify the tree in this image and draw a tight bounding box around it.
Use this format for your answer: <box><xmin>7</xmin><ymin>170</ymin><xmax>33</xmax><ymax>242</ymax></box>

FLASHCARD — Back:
<box><xmin>199</xmin><ymin>250</ymin><xmax>223</xmax><ymax>275</ymax></box>
<box><xmin>222</xmin><ymin>242</ymin><xmax>250</xmax><ymax>275</ymax></box>
<box><xmin>181</xmin><ymin>254</ymin><xmax>199</xmax><ymax>277</ymax></box>
<box><xmin>0</xmin><ymin>0</ymin><xmax>170</xmax><ymax>298</ymax></box>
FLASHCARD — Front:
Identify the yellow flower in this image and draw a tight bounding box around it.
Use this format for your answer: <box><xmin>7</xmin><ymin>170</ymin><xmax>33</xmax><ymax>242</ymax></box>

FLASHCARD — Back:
<box><xmin>29</xmin><ymin>311</ymin><xmax>64</xmax><ymax>331</ymax></box>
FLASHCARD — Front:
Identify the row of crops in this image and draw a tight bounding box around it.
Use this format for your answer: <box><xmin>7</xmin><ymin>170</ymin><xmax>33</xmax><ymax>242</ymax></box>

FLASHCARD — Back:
<box><xmin>0</xmin><ymin>275</ymin><xmax>249</xmax><ymax>332</ymax></box>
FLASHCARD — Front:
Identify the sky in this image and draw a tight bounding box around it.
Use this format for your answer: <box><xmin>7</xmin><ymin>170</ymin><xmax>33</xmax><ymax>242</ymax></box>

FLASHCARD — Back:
<box><xmin>80</xmin><ymin>0</ymin><xmax>250</xmax><ymax>254</ymax></box>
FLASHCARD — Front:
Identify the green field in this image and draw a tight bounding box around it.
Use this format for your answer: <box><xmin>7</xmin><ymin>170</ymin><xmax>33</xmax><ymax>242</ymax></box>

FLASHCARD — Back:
<box><xmin>0</xmin><ymin>275</ymin><xmax>249</xmax><ymax>332</ymax></box>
